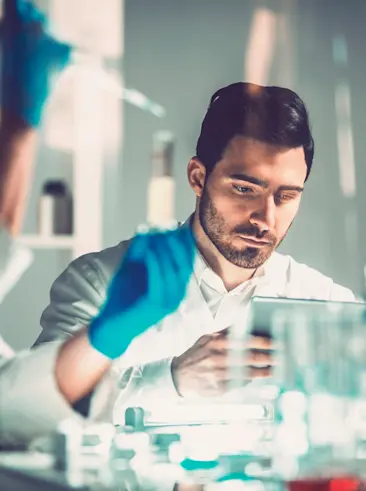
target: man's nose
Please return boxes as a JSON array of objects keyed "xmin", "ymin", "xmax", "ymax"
[{"xmin": 248, "ymin": 197, "xmax": 276, "ymax": 233}]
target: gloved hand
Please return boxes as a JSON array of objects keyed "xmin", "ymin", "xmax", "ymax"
[
  {"xmin": 1, "ymin": 0, "xmax": 72, "ymax": 127},
  {"xmin": 89, "ymin": 226, "xmax": 196, "ymax": 360}
]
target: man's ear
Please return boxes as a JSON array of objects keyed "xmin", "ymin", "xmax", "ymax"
[{"xmin": 187, "ymin": 157, "xmax": 206, "ymax": 198}]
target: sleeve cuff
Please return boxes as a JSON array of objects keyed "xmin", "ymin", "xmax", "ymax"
[
  {"xmin": 112, "ymin": 357, "xmax": 181, "ymax": 426},
  {"xmin": 139, "ymin": 357, "xmax": 180, "ymax": 401},
  {"xmin": 0, "ymin": 342, "xmax": 83, "ymax": 445}
]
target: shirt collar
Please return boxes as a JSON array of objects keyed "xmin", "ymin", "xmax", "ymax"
[{"xmin": 194, "ymin": 249, "xmax": 273, "ymax": 294}]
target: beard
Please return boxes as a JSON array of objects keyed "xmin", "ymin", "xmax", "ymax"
[{"xmin": 198, "ymin": 185, "xmax": 288, "ymax": 269}]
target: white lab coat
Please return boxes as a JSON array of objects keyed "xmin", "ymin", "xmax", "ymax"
[{"xmin": 31, "ymin": 236, "xmax": 356, "ymax": 429}]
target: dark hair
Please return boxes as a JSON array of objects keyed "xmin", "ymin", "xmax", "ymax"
[{"xmin": 196, "ymin": 82, "xmax": 314, "ymax": 181}]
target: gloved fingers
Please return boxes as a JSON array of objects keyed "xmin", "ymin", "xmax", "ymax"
[
  {"xmin": 150, "ymin": 235, "xmax": 183, "ymax": 309},
  {"xmin": 144, "ymin": 236, "xmax": 170, "ymax": 307},
  {"xmin": 1, "ymin": 1, "xmax": 71, "ymax": 68},
  {"xmin": 43, "ymin": 36, "xmax": 72, "ymax": 71},
  {"xmin": 153, "ymin": 232, "xmax": 192, "ymax": 307},
  {"xmin": 150, "ymin": 230, "xmax": 193, "ymax": 310},
  {"xmin": 4, "ymin": 0, "xmax": 47, "ymax": 29},
  {"xmin": 17, "ymin": 0, "xmax": 46, "ymax": 25},
  {"xmin": 124, "ymin": 233, "xmax": 151, "ymax": 263},
  {"xmin": 107, "ymin": 259, "xmax": 147, "ymax": 311},
  {"xmin": 161, "ymin": 227, "xmax": 195, "ymax": 293},
  {"xmin": 126, "ymin": 231, "xmax": 170, "ymax": 263},
  {"xmin": 117, "ymin": 233, "xmax": 162, "ymax": 306},
  {"xmin": 2, "ymin": 1, "xmax": 70, "ymax": 70},
  {"xmin": 3, "ymin": 0, "xmax": 22, "ymax": 24},
  {"xmin": 112, "ymin": 231, "xmax": 177, "ymax": 313},
  {"xmin": 110, "ymin": 234, "xmax": 150, "ymax": 302},
  {"xmin": 115, "ymin": 229, "xmax": 193, "ymax": 312},
  {"xmin": 176, "ymin": 226, "xmax": 196, "ymax": 270}
]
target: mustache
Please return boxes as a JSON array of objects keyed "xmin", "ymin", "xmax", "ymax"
[{"xmin": 233, "ymin": 225, "xmax": 276, "ymax": 243}]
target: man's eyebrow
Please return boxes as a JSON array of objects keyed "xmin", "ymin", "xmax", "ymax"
[
  {"xmin": 229, "ymin": 173, "xmax": 304, "ymax": 193},
  {"xmin": 277, "ymin": 185, "xmax": 304, "ymax": 193},
  {"xmin": 229, "ymin": 173, "xmax": 269, "ymax": 188}
]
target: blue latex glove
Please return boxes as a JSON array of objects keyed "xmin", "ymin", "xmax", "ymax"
[
  {"xmin": 89, "ymin": 226, "xmax": 196, "ymax": 360},
  {"xmin": 1, "ymin": 0, "xmax": 72, "ymax": 127}
]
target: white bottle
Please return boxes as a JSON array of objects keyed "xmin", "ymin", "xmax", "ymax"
[
  {"xmin": 147, "ymin": 131, "xmax": 176, "ymax": 229},
  {"xmin": 38, "ymin": 180, "xmax": 73, "ymax": 236}
]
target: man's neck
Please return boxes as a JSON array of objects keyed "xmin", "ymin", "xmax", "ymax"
[{"xmin": 191, "ymin": 212, "xmax": 257, "ymax": 291}]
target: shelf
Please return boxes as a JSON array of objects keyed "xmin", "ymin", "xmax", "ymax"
[{"xmin": 18, "ymin": 235, "xmax": 75, "ymax": 249}]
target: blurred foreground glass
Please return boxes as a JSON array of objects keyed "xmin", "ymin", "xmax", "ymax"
[{"xmin": 271, "ymin": 305, "xmax": 366, "ymax": 480}]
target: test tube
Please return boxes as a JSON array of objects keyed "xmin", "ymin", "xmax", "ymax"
[{"xmin": 147, "ymin": 131, "xmax": 176, "ymax": 229}]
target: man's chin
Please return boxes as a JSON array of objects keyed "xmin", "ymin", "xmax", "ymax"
[{"xmin": 228, "ymin": 246, "xmax": 274, "ymax": 269}]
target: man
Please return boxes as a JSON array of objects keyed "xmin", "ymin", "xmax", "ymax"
[
  {"xmin": 34, "ymin": 81, "xmax": 355, "ymax": 423},
  {"xmin": 0, "ymin": 0, "xmax": 195, "ymax": 445}
]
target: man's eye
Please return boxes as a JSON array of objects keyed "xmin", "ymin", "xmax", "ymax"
[
  {"xmin": 233, "ymin": 185, "xmax": 255, "ymax": 194},
  {"xmin": 277, "ymin": 194, "xmax": 295, "ymax": 201}
]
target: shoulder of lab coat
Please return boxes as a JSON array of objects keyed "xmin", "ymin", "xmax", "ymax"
[
  {"xmin": 34, "ymin": 239, "xmax": 131, "ymax": 345},
  {"xmin": 0, "ymin": 341, "xmax": 119, "ymax": 446},
  {"xmin": 0, "ymin": 224, "xmax": 33, "ymax": 305},
  {"xmin": 264, "ymin": 252, "xmax": 356, "ymax": 301}
]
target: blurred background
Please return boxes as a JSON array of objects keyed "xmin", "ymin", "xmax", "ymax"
[{"xmin": 1, "ymin": 0, "xmax": 365, "ymax": 350}]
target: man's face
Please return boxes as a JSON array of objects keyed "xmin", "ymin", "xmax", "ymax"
[{"xmin": 191, "ymin": 136, "xmax": 307, "ymax": 269}]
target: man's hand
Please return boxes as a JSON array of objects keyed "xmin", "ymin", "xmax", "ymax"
[
  {"xmin": 171, "ymin": 329, "xmax": 274, "ymax": 398},
  {"xmin": 88, "ymin": 226, "xmax": 196, "ymax": 360},
  {"xmin": 2, "ymin": 0, "xmax": 71, "ymax": 127}
]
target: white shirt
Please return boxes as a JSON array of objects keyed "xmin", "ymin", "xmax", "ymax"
[
  {"xmin": 195, "ymin": 248, "xmax": 265, "ymax": 320},
  {"xmin": 30, "ymin": 233, "xmax": 356, "ymax": 430}
]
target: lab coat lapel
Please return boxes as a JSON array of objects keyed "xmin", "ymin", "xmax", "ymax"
[{"xmin": 178, "ymin": 274, "xmax": 217, "ymax": 338}]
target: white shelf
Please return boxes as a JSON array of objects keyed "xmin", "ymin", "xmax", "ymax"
[
  {"xmin": 17, "ymin": 2, "xmax": 125, "ymax": 260},
  {"xmin": 18, "ymin": 235, "xmax": 75, "ymax": 249}
]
